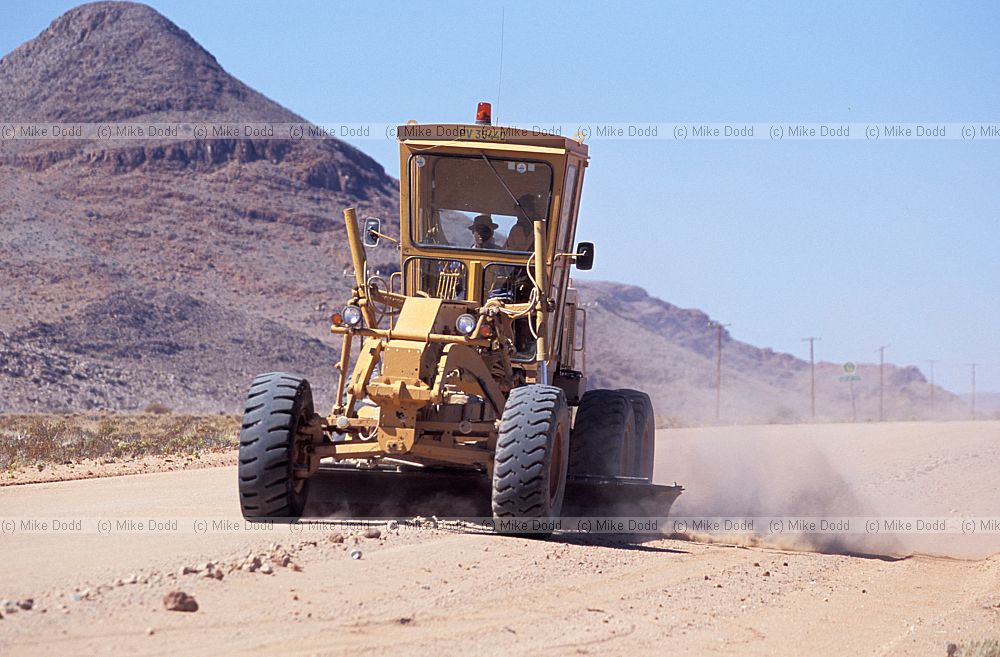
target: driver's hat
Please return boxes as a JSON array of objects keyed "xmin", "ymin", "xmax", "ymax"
[{"xmin": 469, "ymin": 214, "xmax": 499, "ymax": 231}]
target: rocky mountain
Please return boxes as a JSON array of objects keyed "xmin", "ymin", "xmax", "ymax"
[
  {"xmin": 1, "ymin": 290, "xmax": 341, "ymax": 410},
  {"xmin": 0, "ymin": 3, "xmax": 394, "ymax": 332},
  {"xmin": 0, "ymin": 2, "xmax": 394, "ymax": 196},
  {"xmin": 0, "ymin": 2, "xmax": 965, "ymax": 422},
  {"xmin": 579, "ymin": 282, "xmax": 967, "ymax": 423},
  {"xmin": 0, "ymin": 1, "xmax": 281, "ymax": 123}
]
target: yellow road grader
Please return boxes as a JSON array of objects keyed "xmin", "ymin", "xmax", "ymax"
[{"xmin": 237, "ymin": 104, "xmax": 680, "ymax": 530}]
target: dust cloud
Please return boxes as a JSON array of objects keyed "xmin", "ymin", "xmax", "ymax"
[{"xmin": 657, "ymin": 422, "xmax": 1000, "ymax": 558}]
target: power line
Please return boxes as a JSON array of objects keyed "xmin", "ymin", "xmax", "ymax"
[
  {"xmin": 495, "ymin": 7, "xmax": 505, "ymax": 123},
  {"xmin": 802, "ymin": 337, "xmax": 821, "ymax": 420}
]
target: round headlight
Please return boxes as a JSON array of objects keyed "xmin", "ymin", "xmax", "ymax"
[
  {"xmin": 342, "ymin": 305, "xmax": 363, "ymax": 326},
  {"xmin": 455, "ymin": 313, "xmax": 477, "ymax": 336}
]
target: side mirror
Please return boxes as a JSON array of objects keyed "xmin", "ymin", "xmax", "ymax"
[
  {"xmin": 363, "ymin": 217, "xmax": 381, "ymax": 247},
  {"xmin": 575, "ymin": 242, "xmax": 594, "ymax": 270}
]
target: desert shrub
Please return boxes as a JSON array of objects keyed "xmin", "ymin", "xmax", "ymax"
[
  {"xmin": 0, "ymin": 413, "xmax": 240, "ymax": 470},
  {"xmin": 768, "ymin": 405, "xmax": 801, "ymax": 424},
  {"xmin": 960, "ymin": 639, "xmax": 1000, "ymax": 657},
  {"xmin": 653, "ymin": 415, "xmax": 686, "ymax": 429}
]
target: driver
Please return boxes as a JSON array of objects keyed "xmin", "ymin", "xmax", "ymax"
[
  {"xmin": 469, "ymin": 214, "xmax": 500, "ymax": 249},
  {"xmin": 504, "ymin": 194, "xmax": 538, "ymax": 251}
]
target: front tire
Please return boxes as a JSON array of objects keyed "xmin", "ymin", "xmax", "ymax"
[
  {"xmin": 491, "ymin": 385, "xmax": 570, "ymax": 534},
  {"xmin": 238, "ymin": 372, "xmax": 314, "ymax": 520}
]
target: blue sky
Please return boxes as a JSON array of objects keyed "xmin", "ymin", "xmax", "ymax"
[{"xmin": 3, "ymin": 1, "xmax": 999, "ymax": 393}]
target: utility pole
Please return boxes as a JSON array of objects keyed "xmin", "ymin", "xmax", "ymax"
[
  {"xmin": 926, "ymin": 359, "xmax": 936, "ymax": 419},
  {"xmin": 802, "ymin": 337, "xmax": 821, "ymax": 420},
  {"xmin": 708, "ymin": 321, "xmax": 730, "ymax": 422},
  {"xmin": 878, "ymin": 344, "xmax": 890, "ymax": 422},
  {"xmin": 969, "ymin": 363, "xmax": 978, "ymax": 419}
]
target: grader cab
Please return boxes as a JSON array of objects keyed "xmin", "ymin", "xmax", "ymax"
[{"xmin": 237, "ymin": 104, "xmax": 681, "ymax": 531}]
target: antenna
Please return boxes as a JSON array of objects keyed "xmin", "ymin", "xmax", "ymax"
[{"xmin": 496, "ymin": 7, "xmax": 505, "ymax": 124}]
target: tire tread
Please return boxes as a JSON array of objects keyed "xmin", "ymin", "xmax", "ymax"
[{"xmin": 237, "ymin": 372, "xmax": 313, "ymax": 519}]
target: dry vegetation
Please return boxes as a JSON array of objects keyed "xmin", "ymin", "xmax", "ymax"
[
  {"xmin": 0, "ymin": 412, "xmax": 239, "ymax": 471},
  {"xmin": 958, "ymin": 640, "xmax": 1000, "ymax": 657}
]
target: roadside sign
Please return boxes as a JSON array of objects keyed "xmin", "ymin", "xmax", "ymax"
[{"xmin": 840, "ymin": 362, "xmax": 860, "ymax": 382}]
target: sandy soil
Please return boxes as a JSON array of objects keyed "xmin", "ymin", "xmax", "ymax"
[{"xmin": 1, "ymin": 421, "xmax": 998, "ymax": 656}]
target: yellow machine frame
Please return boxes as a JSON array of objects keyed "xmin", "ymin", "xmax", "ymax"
[{"xmin": 304, "ymin": 125, "xmax": 590, "ymax": 476}]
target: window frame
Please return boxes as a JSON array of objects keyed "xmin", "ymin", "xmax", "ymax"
[
  {"xmin": 402, "ymin": 256, "xmax": 470, "ymax": 301},
  {"xmin": 407, "ymin": 152, "xmax": 555, "ymax": 256}
]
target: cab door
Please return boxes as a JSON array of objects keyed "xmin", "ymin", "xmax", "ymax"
[{"xmin": 547, "ymin": 156, "xmax": 586, "ymax": 366}]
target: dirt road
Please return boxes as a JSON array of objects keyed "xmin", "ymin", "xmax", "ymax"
[{"xmin": 2, "ymin": 421, "xmax": 998, "ymax": 656}]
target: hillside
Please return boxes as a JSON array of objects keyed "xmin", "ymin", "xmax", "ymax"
[
  {"xmin": 0, "ymin": 6, "xmax": 394, "ymax": 326},
  {"xmin": 0, "ymin": 2, "xmax": 966, "ymax": 422},
  {"xmin": 579, "ymin": 282, "xmax": 968, "ymax": 423}
]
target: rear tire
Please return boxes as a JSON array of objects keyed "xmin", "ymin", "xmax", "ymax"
[
  {"xmin": 618, "ymin": 389, "xmax": 656, "ymax": 481},
  {"xmin": 491, "ymin": 385, "xmax": 570, "ymax": 535},
  {"xmin": 567, "ymin": 389, "xmax": 636, "ymax": 478},
  {"xmin": 238, "ymin": 372, "xmax": 314, "ymax": 520}
]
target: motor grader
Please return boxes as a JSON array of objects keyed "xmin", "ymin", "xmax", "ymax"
[{"xmin": 237, "ymin": 104, "xmax": 680, "ymax": 530}]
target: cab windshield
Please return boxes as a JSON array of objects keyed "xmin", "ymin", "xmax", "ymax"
[{"xmin": 410, "ymin": 153, "xmax": 552, "ymax": 254}]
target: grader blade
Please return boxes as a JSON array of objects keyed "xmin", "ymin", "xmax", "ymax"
[
  {"xmin": 562, "ymin": 475, "xmax": 683, "ymax": 518},
  {"xmin": 306, "ymin": 465, "xmax": 680, "ymax": 527},
  {"xmin": 308, "ymin": 465, "xmax": 491, "ymax": 517}
]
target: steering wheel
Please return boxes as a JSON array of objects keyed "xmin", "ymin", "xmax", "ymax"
[{"xmin": 366, "ymin": 275, "xmax": 398, "ymax": 322}]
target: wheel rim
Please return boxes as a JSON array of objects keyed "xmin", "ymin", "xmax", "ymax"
[{"xmin": 291, "ymin": 407, "xmax": 310, "ymax": 495}]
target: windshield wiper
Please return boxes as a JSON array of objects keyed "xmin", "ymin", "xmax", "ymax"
[{"xmin": 479, "ymin": 153, "xmax": 531, "ymax": 222}]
